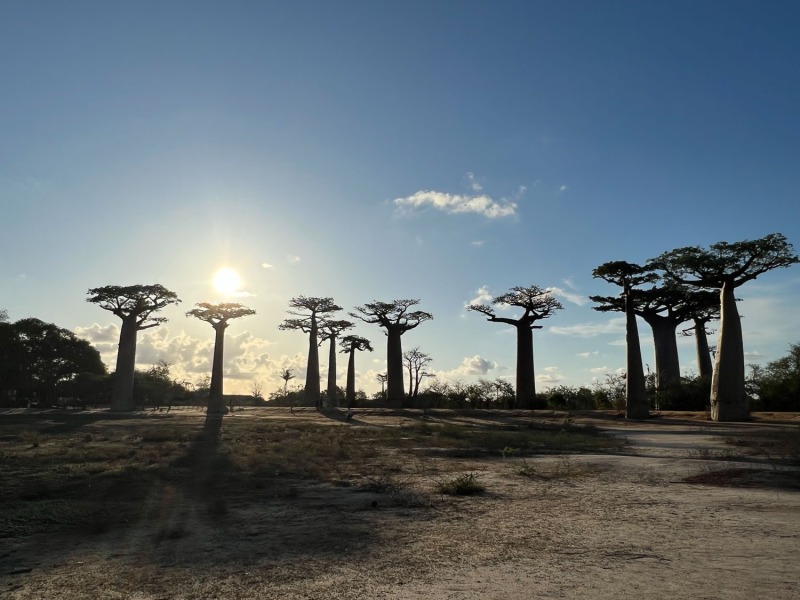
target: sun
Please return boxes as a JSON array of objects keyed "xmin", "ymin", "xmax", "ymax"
[{"xmin": 213, "ymin": 268, "xmax": 241, "ymax": 295}]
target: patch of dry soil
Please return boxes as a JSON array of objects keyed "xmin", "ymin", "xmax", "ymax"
[{"xmin": 2, "ymin": 411, "xmax": 799, "ymax": 599}]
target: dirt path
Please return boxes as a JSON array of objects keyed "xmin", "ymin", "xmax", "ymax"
[{"xmin": 3, "ymin": 411, "xmax": 799, "ymax": 599}]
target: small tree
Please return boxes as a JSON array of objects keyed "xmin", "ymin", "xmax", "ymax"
[
  {"xmin": 87, "ymin": 284, "xmax": 180, "ymax": 411},
  {"xmin": 403, "ymin": 347, "xmax": 433, "ymax": 404},
  {"xmin": 187, "ymin": 302, "xmax": 256, "ymax": 414},
  {"xmin": 280, "ymin": 368, "xmax": 295, "ymax": 396},
  {"xmin": 279, "ymin": 297, "xmax": 342, "ymax": 407},
  {"xmin": 467, "ymin": 285, "xmax": 563, "ymax": 409},
  {"xmin": 351, "ymin": 300, "xmax": 433, "ymax": 408},
  {"xmin": 376, "ymin": 372, "xmax": 388, "ymax": 397},
  {"xmin": 340, "ymin": 335, "xmax": 373, "ymax": 408},
  {"xmin": 655, "ymin": 233, "xmax": 799, "ymax": 421}
]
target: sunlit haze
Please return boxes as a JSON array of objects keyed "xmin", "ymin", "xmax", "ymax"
[
  {"xmin": 2, "ymin": 2, "xmax": 799, "ymax": 398},
  {"xmin": 213, "ymin": 268, "xmax": 241, "ymax": 296}
]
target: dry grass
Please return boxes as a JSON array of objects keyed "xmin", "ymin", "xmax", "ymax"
[{"xmin": 0, "ymin": 408, "xmax": 620, "ymax": 540}]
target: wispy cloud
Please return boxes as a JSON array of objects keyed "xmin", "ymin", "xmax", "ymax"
[
  {"xmin": 551, "ymin": 317, "xmax": 626, "ymax": 337},
  {"xmin": 577, "ymin": 351, "xmax": 600, "ymax": 358},
  {"xmin": 546, "ymin": 286, "xmax": 588, "ymax": 306},
  {"xmin": 286, "ymin": 255, "xmax": 302, "ymax": 264},
  {"xmin": 471, "ymin": 240, "xmax": 485, "ymax": 247},
  {"xmin": 466, "ymin": 172, "xmax": 483, "ymax": 192},
  {"xmin": 559, "ymin": 184, "xmax": 567, "ymax": 192},
  {"xmin": 394, "ymin": 190, "xmax": 517, "ymax": 219},
  {"xmin": 261, "ymin": 262, "xmax": 274, "ymax": 269}
]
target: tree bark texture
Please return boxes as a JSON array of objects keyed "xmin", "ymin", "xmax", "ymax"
[
  {"xmin": 694, "ymin": 319, "xmax": 714, "ymax": 380},
  {"xmin": 326, "ymin": 337, "xmax": 338, "ymax": 408},
  {"xmin": 649, "ymin": 317, "xmax": 681, "ymax": 390},
  {"xmin": 208, "ymin": 323, "xmax": 227, "ymax": 414},
  {"xmin": 625, "ymin": 296, "xmax": 649, "ymax": 419},
  {"xmin": 711, "ymin": 282, "xmax": 748, "ymax": 421},
  {"xmin": 516, "ymin": 325, "xmax": 536, "ymax": 409},
  {"xmin": 345, "ymin": 349, "xmax": 356, "ymax": 408},
  {"xmin": 386, "ymin": 328, "xmax": 405, "ymax": 408},
  {"xmin": 305, "ymin": 318, "xmax": 320, "ymax": 406},
  {"xmin": 111, "ymin": 317, "xmax": 138, "ymax": 412}
]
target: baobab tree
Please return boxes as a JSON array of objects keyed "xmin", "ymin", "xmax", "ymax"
[
  {"xmin": 403, "ymin": 347, "xmax": 433, "ymax": 403},
  {"xmin": 318, "ymin": 319, "xmax": 354, "ymax": 408},
  {"xmin": 187, "ymin": 302, "xmax": 256, "ymax": 414},
  {"xmin": 279, "ymin": 297, "xmax": 342, "ymax": 407},
  {"xmin": 591, "ymin": 263, "xmax": 654, "ymax": 419},
  {"xmin": 351, "ymin": 299, "xmax": 433, "ymax": 408},
  {"xmin": 681, "ymin": 300, "xmax": 720, "ymax": 381},
  {"xmin": 591, "ymin": 282, "xmax": 719, "ymax": 391},
  {"xmin": 654, "ymin": 233, "xmax": 798, "ymax": 421},
  {"xmin": 376, "ymin": 372, "xmax": 388, "ymax": 396},
  {"xmin": 339, "ymin": 335, "xmax": 373, "ymax": 408},
  {"xmin": 87, "ymin": 284, "xmax": 180, "ymax": 412},
  {"xmin": 467, "ymin": 285, "xmax": 562, "ymax": 409}
]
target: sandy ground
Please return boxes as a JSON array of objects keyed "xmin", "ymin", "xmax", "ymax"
[{"xmin": 2, "ymin": 411, "xmax": 799, "ymax": 599}]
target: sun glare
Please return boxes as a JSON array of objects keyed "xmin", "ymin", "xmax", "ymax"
[{"xmin": 213, "ymin": 268, "xmax": 241, "ymax": 295}]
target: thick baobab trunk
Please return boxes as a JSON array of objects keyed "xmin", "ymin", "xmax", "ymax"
[
  {"xmin": 625, "ymin": 295, "xmax": 649, "ymax": 419},
  {"xmin": 326, "ymin": 336, "xmax": 338, "ymax": 408},
  {"xmin": 386, "ymin": 328, "xmax": 405, "ymax": 408},
  {"xmin": 345, "ymin": 349, "xmax": 356, "ymax": 409},
  {"xmin": 694, "ymin": 319, "xmax": 714, "ymax": 380},
  {"xmin": 111, "ymin": 317, "xmax": 138, "ymax": 412},
  {"xmin": 305, "ymin": 318, "xmax": 320, "ymax": 407},
  {"xmin": 208, "ymin": 323, "xmax": 227, "ymax": 414},
  {"xmin": 516, "ymin": 325, "xmax": 536, "ymax": 409},
  {"xmin": 649, "ymin": 318, "xmax": 681, "ymax": 391},
  {"xmin": 711, "ymin": 282, "xmax": 748, "ymax": 421}
]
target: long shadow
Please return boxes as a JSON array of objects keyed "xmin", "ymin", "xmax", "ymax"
[
  {"xmin": 172, "ymin": 412, "xmax": 225, "ymax": 486},
  {"xmin": 316, "ymin": 407, "xmax": 372, "ymax": 427}
]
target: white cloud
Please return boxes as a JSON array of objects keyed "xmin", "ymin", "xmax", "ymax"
[
  {"xmin": 546, "ymin": 286, "xmax": 588, "ymax": 306},
  {"xmin": 435, "ymin": 355, "xmax": 499, "ymax": 379},
  {"xmin": 466, "ymin": 172, "xmax": 483, "ymax": 192},
  {"xmin": 471, "ymin": 240, "xmax": 485, "ymax": 247},
  {"xmin": 394, "ymin": 190, "xmax": 517, "ymax": 219},
  {"xmin": 559, "ymin": 185, "xmax": 567, "ymax": 192},
  {"xmin": 467, "ymin": 285, "xmax": 493, "ymax": 307},
  {"xmin": 589, "ymin": 366, "xmax": 609, "ymax": 374},
  {"xmin": 261, "ymin": 262, "xmax": 274, "ymax": 269},
  {"xmin": 536, "ymin": 367, "xmax": 564, "ymax": 385},
  {"xmin": 577, "ymin": 351, "xmax": 600, "ymax": 358},
  {"xmin": 551, "ymin": 317, "xmax": 626, "ymax": 337},
  {"xmin": 287, "ymin": 255, "xmax": 302, "ymax": 263},
  {"xmin": 75, "ymin": 322, "xmax": 119, "ymax": 345}
]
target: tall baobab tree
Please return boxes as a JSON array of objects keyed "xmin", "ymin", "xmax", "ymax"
[
  {"xmin": 279, "ymin": 297, "xmax": 342, "ymax": 407},
  {"xmin": 591, "ymin": 263, "xmax": 654, "ymax": 419},
  {"xmin": 87, "ymin": 284, "xmax": 180, "ymax": 412},
  {"xmin": 340, "ymin": 335, "xmax": 373, "ymax": 408},
  {"xmin": 591, "ymin": 283, "xmax": 719, "ymax": 391},
  {"xmin": 655, "ymin": 233, "xmax": 798, "ymax": 421},
  {"xmin": 467, "ymin": 285, "xmax": 563, "ymax": 409},
  {"xmin": 187, "ymin": 302, "xmax": 256, "ymax": 414},
  {"xmin": 318, "ymin": 319, "xmax": 354, "ymax": 408},
  {"xmin": 351, "ymin": 299, "xmax": 433, "ymax": 408}
]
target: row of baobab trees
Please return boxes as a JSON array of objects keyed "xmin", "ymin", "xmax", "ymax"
[{"xmin": 88, "ymin": 232, "xmax": 797, "ymax": 422}]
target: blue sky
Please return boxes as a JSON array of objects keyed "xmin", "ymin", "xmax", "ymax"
[{"xmin": 2, "ymin": 1, "xmax": 799, "ymax": 396}]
